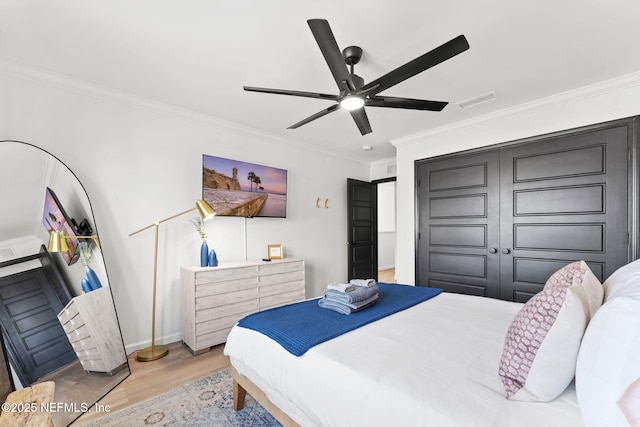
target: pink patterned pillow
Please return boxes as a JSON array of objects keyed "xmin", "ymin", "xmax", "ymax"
[
  {"xmin": 544, "ymin": 261, "xmax": 603, "ymax": 319},
  {"xmin": 498, "ymin": 261, "xmax": 602, "ymax": 401}
]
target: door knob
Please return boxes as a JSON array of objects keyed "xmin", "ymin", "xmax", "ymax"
[
  {"xmin": 489, "ymin": 247, "xmax": 497, "ymax": 254},
  {"xmin": 502, "ymin": 248, "xmax": 511, "ymax": 254}
]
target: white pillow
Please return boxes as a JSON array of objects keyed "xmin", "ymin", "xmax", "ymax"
[
  {"xmin": 618, "ymin": 376, "xmax": 640, "ymax": 427},
  {"xmin": 576, "ymin": 294, "xmax": 640, "ymax": 427},
  {"xmin": 603, "ymin": 258, "xmax": 640, "ymax": 301},
  {"xmin": 499, "ymin": 261, "xmax": 602, "ymax": 401}
]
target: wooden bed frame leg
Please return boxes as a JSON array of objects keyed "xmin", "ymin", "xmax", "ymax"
[
  {"xmin": 230, "ymin": 365, "xmax": 300, "ymax": 426},
  {"xmin": 233, "ymin": 378, "xmax": 247, "ymax": 410}
]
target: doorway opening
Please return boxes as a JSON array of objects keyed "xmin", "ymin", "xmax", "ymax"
[{"xmin": 376, "ymin": 179, "xmax": 396, "ymax": 283}]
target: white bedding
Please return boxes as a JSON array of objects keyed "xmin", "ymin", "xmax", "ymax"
[{"xmin": 224, "ymin": 292, "xmax": 584, "ymax": 427}]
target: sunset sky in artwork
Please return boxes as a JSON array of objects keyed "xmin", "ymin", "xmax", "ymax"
[{"xmin": 202, "ymin": 155, "xmax": 287, "ymax": 195}]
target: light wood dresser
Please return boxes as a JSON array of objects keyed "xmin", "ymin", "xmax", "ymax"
[
  {"xmin": 57, "ymin": 287, "xmax": 127, "ymax": 374},
  {"xmin": 181, "ymin": 258, "xmax": 305, "ymax": 355}
]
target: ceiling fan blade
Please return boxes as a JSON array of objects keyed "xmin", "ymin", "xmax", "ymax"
[
  {"xmin": 360, "ymin": 34, "xmax": 469, "ymax": 97},
  {"xmin": 350, "ymin": 108, "xmax": 372, "ymax": 135},
  {"xmin": 366, "ymin": 96, "xmax": 448, "ymax": 111},
  {"xmin": 288, "ymin": 104, "xmax": 341, "ymax": 129},
  {"xmin": 307, "ymin": 19, "xmax": 355, "ymax": 93},
  {"xmin": 244, "ymin": 86, "xmax": 339, "ymax": 101}
]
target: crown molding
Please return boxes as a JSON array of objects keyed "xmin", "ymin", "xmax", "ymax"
[
  {"xmin": 370, "ymin": 157, "xmax": 397, "ymax": 167},
  {"xmin": 0, "ymin": 59, "xmax": 371, "ymax": 165},
  {"xmin": 392, "ymin": 70, "xmax": 640, "ymax": 147}
]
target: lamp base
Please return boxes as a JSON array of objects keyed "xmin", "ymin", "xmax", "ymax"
[{"xmin": 136, "ymin": 344, "xmax": 169, "ymax": 362}]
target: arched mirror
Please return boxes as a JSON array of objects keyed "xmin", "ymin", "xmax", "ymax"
[{"xmin": 0, "ymin": 141, "xmax": 129, "ymax": 426}]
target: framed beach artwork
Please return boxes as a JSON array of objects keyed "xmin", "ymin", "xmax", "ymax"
[{"xmin": 202, "ymin": 154, "xmax": 287, "ymax": 218}]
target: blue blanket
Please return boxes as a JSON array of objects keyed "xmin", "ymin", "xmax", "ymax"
[{"xmin": 236, "ymin": 283, "xmax": 442, "ymax": 356}]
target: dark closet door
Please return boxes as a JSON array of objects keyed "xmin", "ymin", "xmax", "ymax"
[
  {"xmin": 416, "ymin": 150, "xmax": 501, "ymax": 297},
  {"xmin": 499, "ymin": 125, "xmax": 630, "ymax": 301},
  {"xmin": 347, "ymin": 178, "xmax": 378, "ymax": 281},
  {"xmin": 416, "ymin": 118, "xmax": 635, "ymax": 302},
  {"xmin": 0, "ymin": 268, "xmax": 76, "ymax": 385}
]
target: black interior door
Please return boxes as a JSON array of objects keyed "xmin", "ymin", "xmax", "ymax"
[
  {"xmin": 347, "ymin": 178, "xmax": 378, "ymax": 281},
  {"xmin": 499, "ymin": 124, "xmax": 630, "ymax": 301},
  {"xmin": 416, "ymin": 118, "xmax": 635, "ymax": 302},
  {"xmin": 0, "ymin": 268, "xmax": 77, "ymax": 385},
  {"xmin": 416, "ymin": 150, "xmax": 501, "ymax": 297}
]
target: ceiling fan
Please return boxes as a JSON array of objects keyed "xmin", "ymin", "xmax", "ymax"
[{"xmin": 244, "ymin": 19, "xmax": 469, "ymax": 136}]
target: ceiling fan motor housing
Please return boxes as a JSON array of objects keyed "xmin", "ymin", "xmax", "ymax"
[{"xmin": 342, "ymin": 45, "xmax": 362, "ymax": 65}]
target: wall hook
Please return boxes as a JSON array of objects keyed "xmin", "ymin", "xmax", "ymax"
[
  {"xmin": 324, "ymin": 198, "xmax": 329, "ymax": 209},
  {"xmin": 316, "ymin": 197, "xmax": 321, "ymax": 208}
]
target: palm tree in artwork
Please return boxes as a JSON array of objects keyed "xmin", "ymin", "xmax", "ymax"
[
  {"xmin": 247, "ymin": 171, "xmax": 257, "ymax": 192},
  {"xmin": 254, "ymin": 176, "xmax": 262, "ymax": 192}
]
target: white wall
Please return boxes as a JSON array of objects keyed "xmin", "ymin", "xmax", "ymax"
[
  {"xmin": 392, "ymin": 72, "xmax": 640, "ymax": 285},
  {"xmin": 0, "ymin": 70, "xmax": 370, "ymax": 352},
  {"xmin": 377, "ymin": 181, "xmax": 396, "ymax": 270}
]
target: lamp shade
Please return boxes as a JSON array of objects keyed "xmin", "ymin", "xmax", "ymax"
[
  {"xmin": 196, "ymin": 199, "xmax": 216, "ymax": 220},
  {"xmin": 48, "ymin": 231, "xmax": 69, "ymax": 252}
]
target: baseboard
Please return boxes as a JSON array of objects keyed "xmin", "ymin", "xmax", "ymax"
[{"xmin": 124, "ymin": 332, "xmax": 182, "ymax": 356}]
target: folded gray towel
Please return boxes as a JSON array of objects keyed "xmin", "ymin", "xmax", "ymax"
[
  {"xmin": 324, "ymin": 284, "xmax": 379, "ymax": 303},
  {"xmin": 323, "ymin": 293, "xmax": 379, "ymax": 309},
  {"xmin": 318, "ymin": 293, "xmax": 379, "ymax": 315},
  {"xmin": 350, "ymin": 278, "xmax": 376, "ymax": 287}
]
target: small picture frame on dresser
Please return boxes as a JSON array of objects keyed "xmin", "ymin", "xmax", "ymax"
[{"xmin": 268, "ymin": 244, "xmax": 283, "ymax": 259}]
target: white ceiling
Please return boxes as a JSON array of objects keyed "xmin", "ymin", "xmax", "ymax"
[{"xmin": 1, "ymin": 0, "xmax": 640, "ymax": 163}]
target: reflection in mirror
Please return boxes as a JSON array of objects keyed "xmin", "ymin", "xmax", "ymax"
[{"xmin": 0, "ymin": 141, "xmax": 130, "ymax": 426}]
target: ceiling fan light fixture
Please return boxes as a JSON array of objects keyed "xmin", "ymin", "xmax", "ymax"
[{"xmin": 340, "ymin": 95, "xmax": 365, "ymax": 111}]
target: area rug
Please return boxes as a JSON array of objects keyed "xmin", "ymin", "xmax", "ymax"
[{"xmin": 76, "ymin": 368, "xmax": 282, "ymax": 427}]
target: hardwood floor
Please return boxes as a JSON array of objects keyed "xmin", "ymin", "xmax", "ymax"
[
  {"xmin": 73, "ymin": 342, "xmax": 230, "ymax": 425},
  {"xmin": 378, "ymin": 268, "xmax": 396, "ymax": 283}
]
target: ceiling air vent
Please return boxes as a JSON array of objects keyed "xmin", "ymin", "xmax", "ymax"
[{"xmin": 455, "ymin": 91, "xmax": 497, "ymax": 109}]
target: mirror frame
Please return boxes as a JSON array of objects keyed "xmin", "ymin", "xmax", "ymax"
[{"xmin": 0, "ymin": 140, "xmax": 130, "ymax": 426}]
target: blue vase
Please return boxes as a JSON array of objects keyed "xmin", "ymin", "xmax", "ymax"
[
  {"xmin": 85, "ymin": 266, "xmax": 102, "ymax": 290},
  {"xmin": 81, "ymin": 278, "xmax": 92, "ymax": 293},
  {"xmin": 208, "ymin": 249, "xmax": 218, "ymax": 267},
  {"xmin": 200, "ymin": 241, "xmax": 209, "ymax": 267}
]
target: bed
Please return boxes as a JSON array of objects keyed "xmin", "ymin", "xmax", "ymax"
[{"xmin": 224, "ymin": 260, "xmax": 640, "ymax": 427}]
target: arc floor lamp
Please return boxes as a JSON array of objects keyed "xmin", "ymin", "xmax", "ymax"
[{"xmin": 129, "ymin": 199, "xmax": 216, "ymax": 362}]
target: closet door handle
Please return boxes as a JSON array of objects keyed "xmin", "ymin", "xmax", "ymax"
[
  {"xmin": 502, "ymin": 248, "xmax": 511, "ymax": 255},
  {"xmin": 489, "ymin": 247, "xmax": 498, "ymax": 254}
]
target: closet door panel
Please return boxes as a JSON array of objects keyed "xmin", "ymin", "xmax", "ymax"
[
  {"xmin": 416, "ymin": 151, "xmax": 501, "ymax": 298},
  {"xmin": 499, "ymin": 125, "xmax": 629, "ymax": 301}
]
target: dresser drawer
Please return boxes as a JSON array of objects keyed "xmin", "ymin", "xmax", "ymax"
[
  {"xmin": 196, "ymin": 310, "xmax": 252, "ymax": 336},
  {"xmin": 70, "ymin": 336, "xmax": 98, "ymax": 353},
  {"xmin": 194, "ymin": 266, "xmax": 257, "ymax": 284},
  {"xmin": 57, "ymin": 302, "xmax": 78, "ymax": 324},
  {"xmin": 76, "ymin": 346, "xmax": 102, "ymax": 362},
  {"xmin": 196, "ymin": 299, "xmax": 257, "ymax": 323},
  {"xmin": 195, "ymin": 277, "xmax": 257, "ymax": 298},
  {"xmin": 259, "ymin": 270, "xmax": 304, "ymax": 286},
  {"xmin": 260, "ymin": 289, "xmax": 305, "ymax": 310},
  {"xmin": 260, "ymin": 279, "xmax": 305, "ymax": 297},
  {"xmin": 258, "ymin": 260, "xmax": 304, "ymax": 275},
  {"xmin": 196, "ymin": 328, "xmax": 233, "ymax": 349},
  {"xmin": 196, "ymin": 287, "xmax": 257, "ymax": 309}
]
